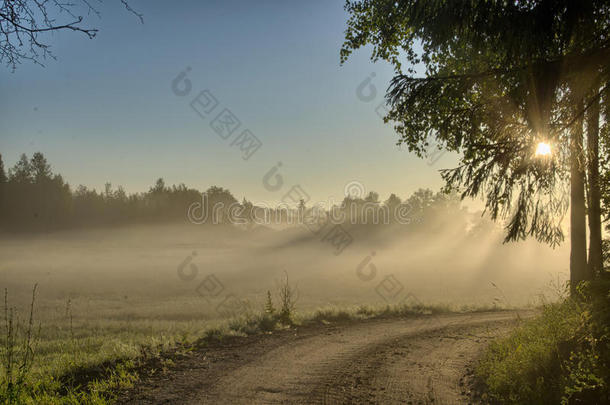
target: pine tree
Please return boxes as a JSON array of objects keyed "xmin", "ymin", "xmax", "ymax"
[
  {"xmin": 0, "ymin": 153, "xmax": 6, "ymax": 184},
  {"xmin": 30, "ymin": 152, "xmax": 52, "ymax": 183},
  {"xmin": 9, "ymin": 154, "xmax": 32, "ymax": 183},
  {"xmin": 0, "ymin": 153, "xmax": 6, "ymax": 224},
  {"xmin": 151, "ymin": 178, "xmax": 166, "ymax": 194}
]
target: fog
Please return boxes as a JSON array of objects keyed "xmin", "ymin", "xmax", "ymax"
[{"xmin": 0, "ymin": 209, "xmax": 568, "ymax": 324}]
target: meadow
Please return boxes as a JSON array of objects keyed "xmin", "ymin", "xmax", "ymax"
[{"xmin": 0, "ymin": 221, "xmax": 568, "ymax": 403}]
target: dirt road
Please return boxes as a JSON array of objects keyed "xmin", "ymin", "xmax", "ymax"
[{"xmin": 121, "ymin": 311, "xmax": 527, "ymax": 404}]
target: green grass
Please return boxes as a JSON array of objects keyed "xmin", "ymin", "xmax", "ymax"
[
  {"xmin": 476, "ymin": 280, "xmax": 610, "ymax": 404},
  {"xmin": 0, "ymin": 287, "xmax": 505, "ymax": 405},
  {"xmin": 0, "ymin": 290, "xmax": 227, "ymax": 404}
]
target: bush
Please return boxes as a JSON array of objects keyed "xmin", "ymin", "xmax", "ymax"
[{"xmin": 476, "ymin": 280, "xmax": 610, "ymax": 404}]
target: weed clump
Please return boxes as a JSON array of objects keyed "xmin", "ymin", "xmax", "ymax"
[
  {"xmin": 264, "ymin": 290, "xmax": 275, "ymax": 315},
  {"xmin": 277, "ymin": 272, "xmax": 297, "ymax": 325},
  {"xmin": 0, "ymin": 285, "xmax": 39, "ymax": 404}
]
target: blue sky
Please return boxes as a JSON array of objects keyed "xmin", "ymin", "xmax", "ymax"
[{"xmin": 0, "ymin": 0, "xmax": 456, "ymax": 204}]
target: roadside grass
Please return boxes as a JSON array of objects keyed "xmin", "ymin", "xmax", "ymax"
[
  {"xmin": 0, "ymin": 288, "xmax": 227, "ymax": 404},
  {"xmin": 476, "ymin": 280, "xmax": 610, "ymax": 404},
  {"xmin": 0, "ymin": 316, "xmax": 204, "ymax": 404},
  {"xmin": 0, "ymin": 280, "xmax": 510, "ymax": 404}
]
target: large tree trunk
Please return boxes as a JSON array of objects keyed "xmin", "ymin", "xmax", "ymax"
[
  {"xmin": 587, "ymin": 85, "xmax": 603, "ymax": 277},
  {"xmin": 570, "ymin": 100, "xmax": 589, "ymax": 293}
]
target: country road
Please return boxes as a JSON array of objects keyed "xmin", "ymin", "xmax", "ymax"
[{"xmin": 120, "ymin": 311, "xmax": 529, "ymax": 405}]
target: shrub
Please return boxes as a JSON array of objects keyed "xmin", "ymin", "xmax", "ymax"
[
  {"xmin": 311, "ymin": 308, "xmax": 353, "ymax": 323},
  {"xmin": 476, "ymin": 280, "xmax": 610, "ymax": 404}
]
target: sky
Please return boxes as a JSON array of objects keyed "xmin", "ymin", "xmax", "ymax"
[{"xmin": 0, "ymin": 0, "xmax": 458, "ymax": 205}]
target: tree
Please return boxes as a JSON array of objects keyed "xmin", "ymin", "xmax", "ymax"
[
  {"xmin": 9, "ymin": 153, "xmax": 32, "ymax": 183},
  {"xmin": 341, "ymin": 0, "xmax": 610, "ymax": 289},
  {"xmin": 0, "ymin": 0, "xmax": 142, "ymax": 71},
  {"xmin": 150, "ymin": 178, "xmax": 167, "ymax": 194},
  {"xmin": 385, "ymin": 193, "xmax": 400, "ymax": 206},
  {"xmin": 241, "ymin": 198, "xmax": 255, "ymax": 225},
  {"xmin": 405, "ymin": 189, "xmax": 434, "ymax": 214},
  {"xmin": 570, "ymin": 106, "xmax": 588, "ymax": 285},
  {"xmin": 297, "ymin": 198, "xmax": 306, "ymax": 222},
  {"xmin": 0, "ymin": 153, "xmax": 6, "ymax": 222},
  {"xmin": 601, "ymin": 85, "xmax": 610, "ymax": 271},
  {"xmin": 30, "ymin": 152, "xmax": 52, "ymax": 183},
  {"xmin": 0, "ymin": 153, "xmax": 6, "ymax": 184},
  {"xmin": 205, "ymin": 186, "xmax": 238, "ymax": 224},
  {"xmin": 587, "ymin": 79, "xmax": 604, "ymax": 276},
  {"xmin": 364, "ymin": 191, "xmax": 379, "ymax": 203},
  {"xmin": 104, "ymin": 182, "xmax": 114, "ymax": 199},
  {"xmin": 384, "ymin": 193, "xmax": 401, "ymax": 220}
]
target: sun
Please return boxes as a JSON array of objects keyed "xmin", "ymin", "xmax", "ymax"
[{"xmin": 535, "ymin": 142, "xmax": 552, "ymax": 157}]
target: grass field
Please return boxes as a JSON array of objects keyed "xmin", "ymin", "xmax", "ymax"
[
  {"xmin": 5, "ymin": 285, "xmax": 503, "ymax": 404},
  {"xmin": 0, "ymin": 223, "xmax": 567, "ymax": 403}
]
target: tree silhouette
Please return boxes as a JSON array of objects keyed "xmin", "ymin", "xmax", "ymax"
[
  {"xmin": 341, "ymin": 0, "xmax": 610, "ymax": 288},
  {"xmin": 364, "ymin": 191, "xmax": 379, "ymax": 204},
  {"xmin": 0, "ymin": 0, "xmax": 142, "ymax": 71},
  {"xmin": 0, "ymin": 153, "xmax": 6, "ymax": 224},
  {"xmin": 0, "ymin": 154, "xmax": 6, "ymax": 184},
  {"xmin": 384, "ymin": 194, "xmax": 401, "ymax": 223},
  {"xmin": 150, "ymin": 178, "xmax": 167, "ymax": 194},
  {"xmin": 0, "ymin": 152, "xmax": 473, "ymax": 236},
  {"xmin": 9, "ymin": 154, "xmax": 32, "ymax": 183},
  {"xmin": 30, "ymin": 152, "xmax": 52, "ymax": 183}
]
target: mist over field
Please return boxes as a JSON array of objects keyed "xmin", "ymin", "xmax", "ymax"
[
  {"xmin": 3, "ymin": 1, "xmax": 609, "ymax": 403},
  {"xmin": 0, "ymin": 212, "xmax": 568, "ymax": 324}
]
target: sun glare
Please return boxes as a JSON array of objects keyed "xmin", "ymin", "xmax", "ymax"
[{"xmin": 535, "ymin": 142, "xmax": 552, "ymax": 157}]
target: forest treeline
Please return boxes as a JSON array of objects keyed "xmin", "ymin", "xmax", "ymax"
[{"xmin": 0, "ymin": 152, "xmax": 470, "ymax": 232}]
